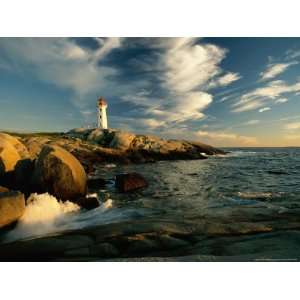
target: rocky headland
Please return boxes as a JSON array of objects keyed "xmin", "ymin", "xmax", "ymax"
[
  {"xmin": 0, "ymin": 128, "xmax": 225, "ymax": 247},
  {"xmin": 20, "ymin": 128, "xmax": 226, "ymax": 169}
]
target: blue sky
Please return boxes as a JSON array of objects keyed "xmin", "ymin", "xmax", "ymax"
[{"xmin": 0, "ymin": 37, "xmax": 300, "ymax": 146}]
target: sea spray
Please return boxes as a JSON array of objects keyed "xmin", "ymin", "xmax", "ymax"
[
  {"xmin": 4, "ymin": 193, "xmax": 114, "ymax": 243},
  {"xmin": 4, "ymin": 193, "xmax": 80, "ymax": 242}
]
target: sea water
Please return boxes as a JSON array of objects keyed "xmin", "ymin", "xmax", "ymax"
[{"xmin": 2, "ymin": 147, "xmax": 300, "ymax": 243}]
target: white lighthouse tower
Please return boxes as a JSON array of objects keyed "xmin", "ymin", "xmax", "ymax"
[{"xmin": 97, "ymin": 97, "xmax": 108, "ymax": 129}]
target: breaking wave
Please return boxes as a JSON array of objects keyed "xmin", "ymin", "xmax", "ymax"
[{"xmin": 4, "ymin": 193, "xmax": 113, "ymax": 243}]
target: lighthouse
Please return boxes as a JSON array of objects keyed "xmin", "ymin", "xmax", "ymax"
[{"xmin": 97, "ymin": 97, "xmax": 108, "ymax": 129}]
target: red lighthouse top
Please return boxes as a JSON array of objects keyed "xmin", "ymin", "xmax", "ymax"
[{"xmin": 97, "ymin": 97, "xmax": 107, "ymax": 107}]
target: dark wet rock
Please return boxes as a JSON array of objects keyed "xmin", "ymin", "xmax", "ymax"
[
  {"xmin": 0, "ymin": 158, "xmax": 35, "ymax": 194},
  {"xmin": 73, "ymin": 196, "xmax": 100, "ymax": 210},
  {"xmin": 0, "ymin": 234, "xmax": 94, "ymax": 260},
  {"xmin": 87, "ymin": 177, "xmax": 107, "ymax": 190},
  {"xmin": 0, "ymin": 191, "xmax": 25, "ymax": 229},
  {"xmin": 13, "ymin": 159, "xmax": 35, "ymax": 195},
  {"xmin": 115, "ymin": 172, "xmax": 148, "ymax": 192},
  {"xmin": 32, "ymin": 145, "xmax": 87, "ymax": 201},
  {"xmin": 64, "ymin": 247, "xmax": 90, "ymax": 257},
  {"xmin": 69, "ymin": 148, "xmax": 104, "ymax": 173},
  {"xmin": 0, "ymin": 215, "xmax": 299, "ymax": 261},
  {"xmin": 158, "ymin": 235, "xmax": 191, "ymax": 250},
  {"xmin": 127, "ymin": 238, "xmax": 160, "ymax": 254},
  {"xmin": 191, "ymin": 230, "xmax": 300, "ymax": 259},
  {"xmin": 90, "ymin": 242, "xmax": 119, "ymax": 257}
]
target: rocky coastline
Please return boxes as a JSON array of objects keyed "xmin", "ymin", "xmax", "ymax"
[
  {"xmin": 1, "ymin": 130, "xmax": 300, "ymax": 262},
  {"xmin": 0, "ymin": 128, "xmax": 227, "ymax": 261}
]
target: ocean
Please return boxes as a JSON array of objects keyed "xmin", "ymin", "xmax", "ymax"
[
  {"xmin": 3, "ymin": 148, "xmax": 300, "ymax": 260},
  {"xmin": 101, "ymin": 147, "xmax": 300, "ymax": 219}
]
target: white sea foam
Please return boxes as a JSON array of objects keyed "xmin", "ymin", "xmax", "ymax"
[
  {"xmin": 237, "ymin": 192, "xmax": 273, "ymax": 199},
  {"xmin": 4, "ymin": 193, "xmax": 114, "ymax": 243},
  {"xmin": 224, "ymin": 151, "xmax": 258, "ymax": 157},
  {"xmin": 105, "ymin": 163, "xmax": 116, "ymax": 168},
  {"xmin": 237, "ymin": 191, "xmax": 283, "ymax": 199}
]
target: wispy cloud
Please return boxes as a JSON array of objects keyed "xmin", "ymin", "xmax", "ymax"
[
  {"xmin": 259, "ymin": 107, "xmax": 271, "ymax": 113},
  {"xmin": 243, "ymin": 119, "xmax": 260, "ymax": 125},
  {"xmin": 275, "ymin": 97, "xmax": 288, "ymax": 104},
  {"xmin": 232, "ymin": 80, "xmax": 300, "ymax": 113},
  {"xmin": 215, "ymin": 72, "xmax": 241, "ymax": 86},
  {"xmin": 0, "ymin": 37, "xmax": 123, "ymax": 101},
  {"xmin": 260, "ymin": 62, "xmax": 296, "ymax": 80},
  {"xmin": 285, "ymin": 49, "xmax": 300, "ymax": 60}
]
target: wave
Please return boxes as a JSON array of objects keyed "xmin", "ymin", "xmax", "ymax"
[
  {"xmin": 4, "ymin": 193, "xmax": 113, "ymax": 243},
  {"xmin": 225, "ymin": 151, "xmax": 258, "ymax": 157}
]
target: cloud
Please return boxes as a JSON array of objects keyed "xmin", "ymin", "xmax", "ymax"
[
  {"xmin": 284, "ymin": 122, "xmax": 300, "ymax": 130},
  {"xmin": 121, "ymin": 38, "xmax": 240, "ymax": 128},
  {"xmin": 244, "ymin": 119, "xmax": 260, "ymax": 125},
  {"xmin": 138, "ymin": 118, "xmax": 166, "ymax": 129},
  {"xmin": 260, "ymin": 62, "xmax": 296, "ymax": 80},
  {"xmin": 275, "ymin": 97, "xmax": 288, "ymax": 104},
  {"xmin": 0, "ymin": 37, "xmax": 123, "ymax": 99},
  {"xmin": 232, "ymin": 80, "xmax": 300, "ymax": 112},
  {"xmin": 217, "ymin": 72, "xmax": 241, "ymax": 86},
  {"xmin": 259, "ymin": 107, "xmax": 271, "ymax": 113},
  {"xmin": 210, "ymin": 72, "xmax": 241, "ymax": 88},
  {"xmin": 93, "ymin": 37, "xmax": 122, "ymax": 60},
  {"xmin": 161, "ymin": 38, "xmax": 240, "ymax": 93},
  {"xmin": 196, "ymin": 130, "xmax": 258, "ymax": 147},
  {"xmin": 145, "ymin": 91, "xmax": 212, "ymax": 125},
  {"xmin": 285, "ymin": 49, "xmax": 300, "ymax": 60}
]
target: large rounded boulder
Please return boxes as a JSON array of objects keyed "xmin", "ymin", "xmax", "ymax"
[
  {"xmin": 0, "ymin": 191, "xmax": 25, "ymax": 228},
  {"xmin": 0, "ymin": 133, "xmax": 29, "ymax": 159},
  {"xmin": 0, "ymin": 139, "xmax": 21, "ymax": 176},
  {"xmin": 32, "ymin": 145, "xmax": 87, "ymax": 201}
]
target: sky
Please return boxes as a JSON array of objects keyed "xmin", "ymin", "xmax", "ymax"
[{"xmin": 0, "ymin": 37, "xmax": 300, "ymax": 147}]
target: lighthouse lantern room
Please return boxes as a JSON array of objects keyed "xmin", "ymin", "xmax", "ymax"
[{"xmin": 97, "ymin": 97, "xmax": 108, "ymax": 129}]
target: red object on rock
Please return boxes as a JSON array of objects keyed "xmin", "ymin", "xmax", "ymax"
[{"xmin": 115, "ymin": 173, "xmax": 148, "ymax": 193}]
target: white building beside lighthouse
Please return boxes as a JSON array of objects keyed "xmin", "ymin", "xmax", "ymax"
[{"xmin": 97, "ymin": 97, "xmax": 108, "ymax": 129}]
